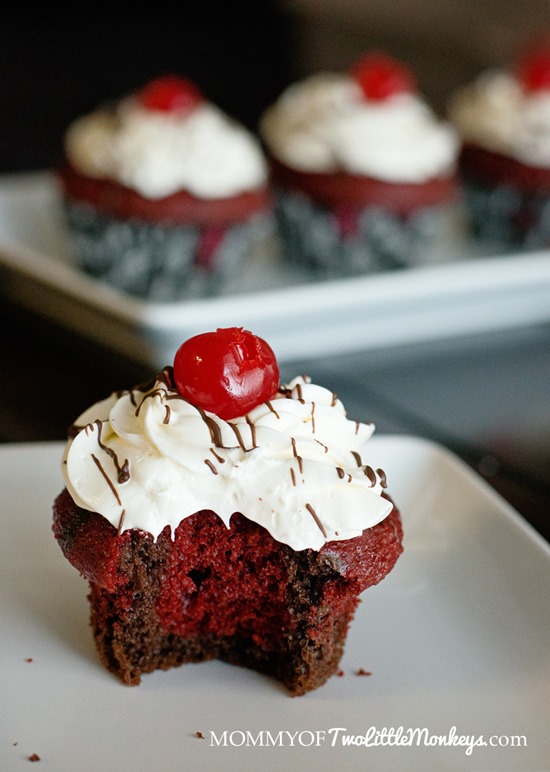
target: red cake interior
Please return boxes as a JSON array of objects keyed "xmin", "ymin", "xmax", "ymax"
[{"xmin": 53, "ymin": 488, "xmax": 403, "ymax": 694}]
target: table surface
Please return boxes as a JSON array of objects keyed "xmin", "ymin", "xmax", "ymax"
[{"xmin": 2, "ymin": 297, "xmax": 549, "ymax": 544}]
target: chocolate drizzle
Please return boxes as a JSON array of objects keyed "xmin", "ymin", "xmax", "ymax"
[
  {"xmin": 265, "ymin": 400, "xmax": 280, "ymax": 419},
  {"xmin": 364, "ymin": 465, "xmax": 377, "ymax": 487},
  {"xmin": 210, "ymin": 448, "xmax": 225, "ymax": 464},
  {"xmin": 245, "ymin": 415, "xmax": 257, "ymax": 448},
  {"xmin": 227, "ymin": 422, "xmax": 247, "ymax": 451},
  {"xmin": 135, "ymin": 387, "xmax": 170, "ymax": 416},
  {"xmin": 291, "ymin": 438, "xmax": 303, "ymax": 474},
  {"xmin": 95, "ymin": 419, "xmax": 129, "ymax": 484},
  {"xmin": 294, "ymin": 382, "xmax": 305, "ymax": 404},
  {"xmin": 305, "ymin": 503, "xmax": 327, "ymax": 538},
  {"xmin": 197, "ymin": 407, "xmax": 225, "ymax": 447},
  {"xmin": 351, "ymin": 451, "xmax": 362, "ymax": 467},
  {"xmin": 336, "ymin": 467, "xmax": 351, "ymax": 483},
  {"xmin": 67, "ymin": 422, "xmax": 84, "ymax": 440},
  {"xmin": 92, "ymin": 453, "xmax": 122, "ymax": 505},
  {"xmin": 376, "ymin": 467, "xmax": 388, "ymax": 488},
  {"xmin": 204, "ymin": 458, "xmax": 218, "ymax": 475}
]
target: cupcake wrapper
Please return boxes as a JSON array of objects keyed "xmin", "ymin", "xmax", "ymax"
[
  {"xmin": 463, "ymin": 179, "xmax": 550, "ymax": 249},
  {"xmin": 63, "ymin": 201, "xmax": 273, "ymax": 301},
  {"xmin": 274, "ymin": 189, "xmax": 457, "ymax": 275}
]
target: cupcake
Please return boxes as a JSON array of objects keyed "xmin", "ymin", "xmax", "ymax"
[
  {"xmin": 259, "ymin": 52, "xmax": 460, "ymax": 274},
  {"xmin": 58, "ymin": 75, "xmax": 272, "ymax": 300},
  {"xmin": 52, "ymin": 327, "xmax": 403, "ymax": 696},
  {"xmin": 448, "ymin": 41, "xmax": 550, "ymax": 249}
]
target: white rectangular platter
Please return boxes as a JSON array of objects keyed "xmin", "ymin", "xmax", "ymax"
[
  {"xmin": 1, "ymin": 171, "xmax": 550, "ymax": 367},
  {"xmin": 1, "ymin": 436, "xmax": 549, "ymax": 771}
]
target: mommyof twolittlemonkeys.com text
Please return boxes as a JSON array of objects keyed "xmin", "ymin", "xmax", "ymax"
[{"xmin": 208, "ymin": 726, "xmax": 527, "ymax": 757}]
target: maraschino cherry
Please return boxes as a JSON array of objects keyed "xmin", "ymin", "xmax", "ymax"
[
  {"xmin": 516, "ymin": 47, "xmax": 550, "ymax": 93},
  {"xmin": 138, "ymin": 74, "xmax": 203, "ymax": 114},
  {"xmin": 173, "ymin": 327, "xmax": 280, "ymax": 420},
  {"xmin": 351, "ymin": 52, "xmax": 416, "ymax": 101}
]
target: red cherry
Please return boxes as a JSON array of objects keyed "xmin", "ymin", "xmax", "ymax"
[
  {"xmin": 351, "ymin": 52, "xmax": 416, "ymax": 101},
  {"xmin": 173, "ymin": 327, "xmax": 280, "ymax": 420},
  {"xmin": 138, "ymin": 74, "xmax": 203, "ymax": 114},
  {"xmin": 516, "ymin": 48, "xmax": 550, "ymax": 93}
]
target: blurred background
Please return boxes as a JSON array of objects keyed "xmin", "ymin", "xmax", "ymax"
[
  {"xmin": 1, "ymin": 4, "xmax": 550, "ymax": 538},
  {"xmin": 2, "ymin": 2, "xmax": 550, "ymax": 171}
]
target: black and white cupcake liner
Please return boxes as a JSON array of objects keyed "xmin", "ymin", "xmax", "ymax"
[
  {"xmin": 461, "ymin": 179, "xmax": 550, "ymax": 250},
  {"xmin": 64, "ymin": 201, "xmax": 273, "ymax": 301},
  {"xmin": 274, "ymin": 189, "xmax": 458, "ymax": 275}
]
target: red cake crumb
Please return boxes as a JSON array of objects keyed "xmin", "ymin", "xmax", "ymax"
[{"xmin": 53, "ymin": 489, "xmax": 403, "ymax": 695}]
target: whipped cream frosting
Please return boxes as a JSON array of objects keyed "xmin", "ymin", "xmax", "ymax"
[
  {"xmin": 448, "ymin": 69, "xmax": 550, "ymax": 168},
  {"xmin": 259, "ymin": 72, "xmax": 458, "ymax": 183},
  {"xmin": 62, "ymin": 369, "xmax": 393, "ymax": 552},
  {"xmin": 65, "ymin": 96, "xmax": 267, "ymax": 200}
]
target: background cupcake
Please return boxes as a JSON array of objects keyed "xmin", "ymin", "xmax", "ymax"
[
  {"xmin": 448, "ymin": 40, "xmax": 550, "ymax": 250},
  {"xmin": 259, "ymin": 52, "xmax": 460, "ymax": 275},
  {"xmin": 58, "ymin": 75, "xmax": 273, "ymax": 301}
]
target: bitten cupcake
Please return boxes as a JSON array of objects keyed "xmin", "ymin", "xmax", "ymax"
[
  {"xmin": 259, "ymin": 52, "xmax": 460, "ymax": 274},
  {"xmin": 52, "ymin": 327, "xmax": 403, "ymax": 696},
  {"xmin": 58, "ymin": 75, "xmax": 272, "ymax": 300},
  {"xmin": 448, "ymin": 41, "xmax": 550, "ymax": 249}
]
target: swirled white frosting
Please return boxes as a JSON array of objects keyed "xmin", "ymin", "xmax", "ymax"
[
  {"xmin": 62, "ymin": 371, "xmax": 393, "ymax": 551},
  {"xmin": 259, "ymin": 72, "xmax": 458, "ymax": 182},
  {"xmin": 448, "ymin": 69, "xmax": 550, "ymax": 168},
  {"xmin": 65, "ymin": 96, "xmax": 267, "ymax": 199}
]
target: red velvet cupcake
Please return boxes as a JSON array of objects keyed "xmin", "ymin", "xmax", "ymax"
[
  {"xmin": 259, "ymin": 52, "xmax": 460, "ymax": 274},
  {"xmin": 52, "ymin": 328, "xmax": 403, "ymax": 695},
  {"xmin": 58, "ymin": 76, "xmax": 272, "ymax": 300},
  {"xmin": 448, "ymin": 41, "xmax": 550, "ymax": 248}
]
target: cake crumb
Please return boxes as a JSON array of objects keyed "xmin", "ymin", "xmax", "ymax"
[
  {"xmin": 28, "ymin": 754, "xmax": 41, "ymax": 762},
  {"xmin": 194, "ymin": 731, "xmax": 204, "ymax": 739},
  {"xmin": 337, "ymin": 669, "xmax": 345, "ymax": 677},
  {"xmin": 25, "ymin": 658, "xmax": 33, "ymax": 663},
  {"xmin": 355, "ymin": 668, "xmax": 372, "ymax": 676}
]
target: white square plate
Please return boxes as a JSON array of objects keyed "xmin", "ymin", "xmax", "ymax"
[
  {"xmin": 1, "ymin": 436, "xmax": 549, "ymax": 771},
  {"xmin": 2, "ymin": 172, "xmax": 550, "ymax": 367}
]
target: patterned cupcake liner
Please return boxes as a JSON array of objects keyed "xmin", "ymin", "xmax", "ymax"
[
  {"xmin": 462, "ymin": 179, "xmax": 550, "ymax": 249},
  {"xmin": 63, "ymin": 201, "xmax": 274, "ymax": 301},
  {"xmin": 274, "ymin": 189, "xmax": 458, "ymax": 275}
]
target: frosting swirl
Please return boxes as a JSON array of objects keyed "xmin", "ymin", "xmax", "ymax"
[
  {"xmin": 65, "ymin": 96, "xmax": 267, "ymax": 200},
  {"xmin": 260, "ymin": 72, "xmax": 458, "ymax": 183},
  {"xmin": 448, "ymin": 69, "xmax": 550, "ymax": 168},
  {"xmin": 62, "ymin": 369, "xmax": 393, "ymax": 551}
]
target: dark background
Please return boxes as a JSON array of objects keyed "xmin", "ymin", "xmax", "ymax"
[{"xmin": 0, "ymin": 11, "xmax": 294, "ymax": 173}]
